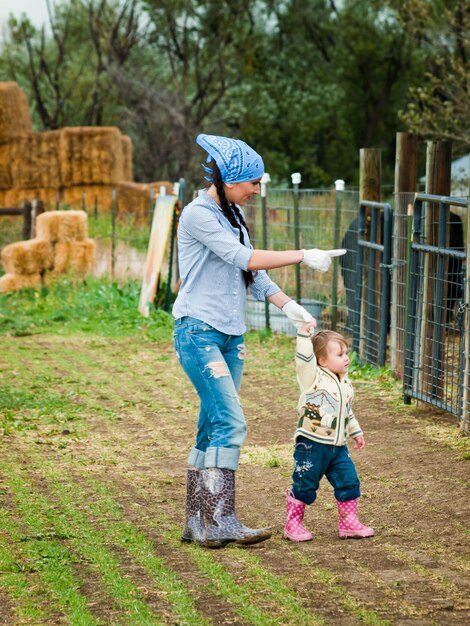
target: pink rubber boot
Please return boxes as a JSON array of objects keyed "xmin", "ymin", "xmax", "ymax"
[
  {"xmin": 283, "ymin": 493, "xmax": 313, "ymax": 542},
  {"xmin": 337, "ymin": 499, "xmax": 374, "ymax": 539}
]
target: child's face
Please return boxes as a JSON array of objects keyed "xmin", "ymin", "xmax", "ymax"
[{"xmin": 319, "ymin": 340, "xmax": 349, "ymax": 376}]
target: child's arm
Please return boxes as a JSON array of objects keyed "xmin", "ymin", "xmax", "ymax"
[
  {"xmin": 347, "ymin": 400, "xmax": 364, "ymax": 443},
  {"xmin": 295, "ymin": 323, "xmax": 318, "ymax": 390},
  {"xmin": 353, "ymin": 435, "xmax": 365, "ymax": 449}
]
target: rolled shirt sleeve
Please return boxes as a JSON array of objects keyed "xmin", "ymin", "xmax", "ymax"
[{"xmin": 249, "ymin": 269, "xmax": 281, "ymax": 301}]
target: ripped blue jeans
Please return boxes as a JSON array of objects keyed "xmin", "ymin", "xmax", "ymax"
[
  {"xmin": 173, "ymin": 317, "xmax": 247, "ymax": 471},
  {"xmin": 291, "ymin": 436, "xmax": 361, "ymax": 504}
]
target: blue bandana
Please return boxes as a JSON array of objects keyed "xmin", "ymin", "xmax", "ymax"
[{"xmin": 196, "ymin": 134, "xmax": 264, "ymax": 183}]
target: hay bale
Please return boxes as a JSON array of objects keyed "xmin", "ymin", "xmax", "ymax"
[
  {"xmin": 116, "ymin": 180, "xmax": 174, "ymax": 221},
  {"xmin": 0, "ymin": 142, "xmax": 12, "ymax": 190},
  {"xmin": 60, "ymin": 185, "xmax": 114, "ymax": 213},
  {"xmin": 3, "ymin": 188, "xmax": 59, "ymax": 209},
  {"xmin": 36, "ymin": 210, "xmax": 88, "ymax": 243},
  {"xmin": 152, "ymin": 181, "xmax": 174, "ymax": 195},
  {"xmin": 0, "ymin": 82, "xmax": 32, "ymax": 141},
  {"xmin": 60, "ymin": 127, "xmax": 124, "ymax": 186},
  {"xmin": 10, "ymin": 131, "xmax": 61, "ymax": 189},
  {"xmin": 0, "ymin": 272, "xmax": 41, "ymax": 293},
  {"xmin": 121, "ymin": 135, "xmax": 133, "ymax": 181},
  {"xmin": 116, "ymin": 182, "xmax": 154, "ymax": 221},
  {"xmin": 53, "ymin": 239, "xmax": 96, "ymax": 275},
  {"xmin": 1, "ymin": 238, "xmax": 54, "ymax": 274}
]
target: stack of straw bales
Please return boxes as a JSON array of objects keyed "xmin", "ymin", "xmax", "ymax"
[
  {"xmin": 0, "ymin": 82, "xmax": 33, "ymax": 194},
  {"xmin": 0, "ymin": 81, "xmax": 174, "ymax": 219},
  {"xmin": 121, "ymin": 135, "xmax": 133, "ymax": 181},
  {"xmin": 0, "ymin": 239, "xmax": 53, "ymax": 291},
  {"xmin": 0, "ymin": 210, "xmax": 95, "ymax": 292},
  {"xmin": 116, "ymin": 181, "xmax": 174, "ymax": 220},
  {"xmin": 0, "ymin": 82, "xmax": 32, "ymax": 139},
  {"xmin": 60, "ymin": 127, "xmax": 125, "ymax": 186}
]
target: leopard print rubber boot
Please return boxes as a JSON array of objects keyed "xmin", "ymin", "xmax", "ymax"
[
  {"xmin": 181, "ymin": 468, "xmax": 206, "ymax": 544},
  {"xmin": 200, "ymin": 467, "xmax": 272, "ymax": 548}
]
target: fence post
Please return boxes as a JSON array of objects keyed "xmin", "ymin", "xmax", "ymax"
[
  {"xmin": 261, "ymin": 173, "xmax": 271, "ymax": 331},
  {"xmin": 461, "ymin": 164, "xmax": 470, "ymax": 433},
  {"xmin": 111, "ymin": 188, "xmax": 117, "ymax": 278},
  {"xmin": 420, "ymin": 141, "xmax": 452, "ymax": 398},
  {"xmin": 358, "ymin": 149, "xmax": 381, "ymax": 358},
  {"xmin": 392, "ymin": 132, "xmax": 418, "ymax": 377},
  {"xmin": 331, "ymin": 179, "xmax": 345, "ymax": 330},
  {"xmin": 21, "ymin": 201, "xmax": 32, "ymax": 240},
  {"xmin": 292, "ymin": 172, "xmax": 302, "ymax": 303},
  {"xmin": 32, "ymin": 200, "xmax": 45, "ymax": 238}
]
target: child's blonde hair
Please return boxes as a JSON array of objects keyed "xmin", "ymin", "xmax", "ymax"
[{"xmin": 311, "ymin": 330, "xmax": 348, "ymax": 363}]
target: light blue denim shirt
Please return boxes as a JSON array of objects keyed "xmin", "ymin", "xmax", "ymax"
[{"xmin": 172, "ymin": 190, "xmax": 281, "ymax": 335}]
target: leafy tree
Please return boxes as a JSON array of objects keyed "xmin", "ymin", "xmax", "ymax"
[
  {"xmin": 0, "ymin": 0, "xmax": 439, "ymax": 187},
  {"xmin": 398, "ymin": 0, "xmax": 470, "ymax": 150},
  {"xmin": 121, "ymin": 0, "xmax": 266, "ymax": 181},
  {"xmin": 0, "ymin": 0, "xmax": 141, "ymax": 129},
  {"xmin": 230, "ymin": 0, "xmax": 425, "ymax": 186}
]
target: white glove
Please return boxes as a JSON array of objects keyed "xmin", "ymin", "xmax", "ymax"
[
  {"xmin": 282, "ymin": 300, "xmax": 315, "ymax": 330},
  {"xmin": 301, "ymin": 248, "xmax": 347, "ymax": 272}
]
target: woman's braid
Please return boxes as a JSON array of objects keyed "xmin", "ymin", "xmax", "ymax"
[{"xmin": 212, "ymin": 163, "xmax": 255, "ymax": 288}]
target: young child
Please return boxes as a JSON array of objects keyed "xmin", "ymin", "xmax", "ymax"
[{"xmin": 283, "ymin": 322, "xmax": 374, "ymax": 541}]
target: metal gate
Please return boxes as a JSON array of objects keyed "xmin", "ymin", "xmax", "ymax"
[
  {"xmin": 352, "ymin": 200, "xmax": 393, "ymax": 367},
  {"xmin": 403, "ymin": 193, "xmax": 467, "ymax": 419}
]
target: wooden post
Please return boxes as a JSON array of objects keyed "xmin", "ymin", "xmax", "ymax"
[
  {"xmin": 391, "ymin": 132, "xmax": 418, "ymax": 377},
  {"xmin": 21, "ymin": 201, "xmax": 32, "ymax": 240},
  {"xmin": 359, "ymin": 149, "xmax": 381, "ymax": 203},
  {"xmin": 420, "ymin": 141, "xmax": 452, "ymax": 398},
  {"xmin": 33, "ymin": 200, "xmax": 45, "ymax": 238},
  {"xmin": 359, "ymin": 149, "xmax": 381, "ymax": 359}
]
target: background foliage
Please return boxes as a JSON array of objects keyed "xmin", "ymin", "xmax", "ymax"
[{"xmin": 0, "ymin": 0, "xmax": 468, "ymax": 187}]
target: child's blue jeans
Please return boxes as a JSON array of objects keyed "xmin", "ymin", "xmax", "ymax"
[
  {"xmin": 291, "ymin": 436, "xmax": 361, "ymax": 504},
  {"xmin": 173, "ymin": 317, "xmax": 247, "ymax": 471}
]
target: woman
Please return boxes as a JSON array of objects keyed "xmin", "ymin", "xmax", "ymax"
[{"xmin": 173, "ymin": 134, "xmax": 344, "ymax": 548}]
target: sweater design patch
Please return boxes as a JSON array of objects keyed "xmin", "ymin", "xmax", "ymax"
[{"xmin": 303, "ymin": 390, "xmax": 338, "ymax": 429}]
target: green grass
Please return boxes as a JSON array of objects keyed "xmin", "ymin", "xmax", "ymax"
[
  {"xmin": 43, "ymin": 465, "xmax": 327, "ymax": 626},
  {"xmin": 0, "ymin": 459, "xmax": 170, "ymax": 625},
  {"xmin": 0, "ymin": 276, "xmax": 174, "ymax": 339}
]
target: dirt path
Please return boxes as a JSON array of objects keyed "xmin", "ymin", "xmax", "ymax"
[{"xmin": 0, "ymin": 332, "xmax": 469, "ymax": 625}]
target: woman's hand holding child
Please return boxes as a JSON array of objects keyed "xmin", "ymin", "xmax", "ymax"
[{"xmin": 299, "ymin": 320, "xmax": 317, "ymax": 335}]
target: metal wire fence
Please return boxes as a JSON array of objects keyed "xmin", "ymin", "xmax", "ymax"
[
  {"xmin": 2, "ymin": 182, "xmax": 469, "ymax": 431},
  {"xmin": 244, "ymin": 187, "xmax": 359, "ymax": 336},
  {"xmin": 404, "ymin": 193, "xmax": 467, "ymax": 425}
]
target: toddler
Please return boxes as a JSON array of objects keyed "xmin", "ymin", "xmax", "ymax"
[{"xmin": 283, "ymin": 323, "xmax": 374, "ymax": 541}]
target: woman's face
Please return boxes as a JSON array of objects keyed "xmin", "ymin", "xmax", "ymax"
[{"xmin": 225, "ymin": 178, "xmax": 261, "ymax": 206}]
